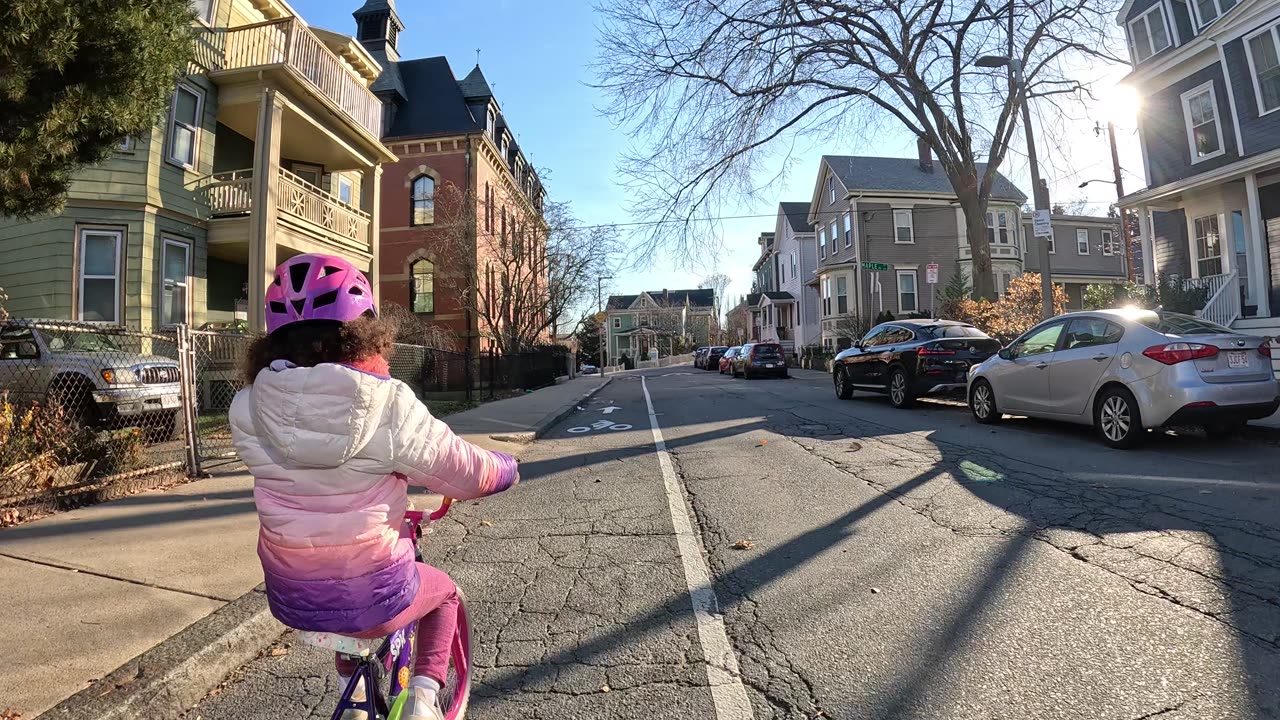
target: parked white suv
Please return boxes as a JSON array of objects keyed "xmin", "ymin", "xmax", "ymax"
[{"xmin": 0, "ymin": 320, "xmax": 183, "ymax": 441}]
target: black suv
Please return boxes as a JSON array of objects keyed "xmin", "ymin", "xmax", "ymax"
[
  {"xmin": 702, "ymin": 346, "xmax": 729, "ymax": 370},
  {"xmin": 832, "ymin": 320, "xmax": 1000, "ymax": 408}
]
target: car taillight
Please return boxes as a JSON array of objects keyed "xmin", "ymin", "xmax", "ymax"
[
  {"xmin": 1142, "ymin": 342, "xmax": 1219, "ymax": 365},
  {"xmin": 1261, "ymin": 342, "xmax": 1273, "ymax": 358},
  {"xmin": 918, "ymin": 345, "xmax": 956, "ymax": 356}
]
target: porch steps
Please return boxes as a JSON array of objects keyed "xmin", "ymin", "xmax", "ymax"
[{"xmin": 1232, "ymin": 318, "xmax": 1280, "ymax": 379}]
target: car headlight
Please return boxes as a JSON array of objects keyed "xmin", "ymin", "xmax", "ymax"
[{"xmin": 101, "ymin": 368, "xmax": 138, "ymax": 384}]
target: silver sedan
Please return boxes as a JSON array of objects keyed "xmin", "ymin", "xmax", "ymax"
[{"xmin": 967, "ymin": 308, "xmax": 1279, "ymax": 448}]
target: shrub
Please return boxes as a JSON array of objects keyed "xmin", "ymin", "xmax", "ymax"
[
  {"xmin": 874, "ymin": 310, "xmax": 896, "ymax": 324},
  {"xmin": 940, "ymin": 273, "xmax": 1067, "ymax": 343}
]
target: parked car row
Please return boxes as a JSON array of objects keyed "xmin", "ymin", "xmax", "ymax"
[
  {"xmin": 695, "ymin": 342, "xmax": 790, "ymax": 379},
  {"xmin": 831, "ymin": 309, "xmax": 1279, "ymax": 449}
]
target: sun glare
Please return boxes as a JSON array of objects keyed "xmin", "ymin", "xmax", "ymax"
[{"xmin": 1102, "ymin": 84, "xmax": 1142, "ymax": 125}]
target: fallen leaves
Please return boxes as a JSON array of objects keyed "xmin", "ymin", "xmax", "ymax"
[
  {"xmin": 1, "ymin": 709, "xmax": 22, "ymax": 720},
  {"xmin": 268, "ymin": 645, "xmax": 289, "ymax": 657},
  {"xmin": 732, "ymin": 539, "xmax": 755, "ymax": 550},
  {"xmin": 600, "ymin": 684, "xmax": 612, "ymax": 693},
  {"xmin": 480, "ymin": 519, "xmax": 493, "ymax": 527}
]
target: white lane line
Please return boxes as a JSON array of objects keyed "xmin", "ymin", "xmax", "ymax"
[{"xmin": 641, "ymin": 376, "xmax": 754, "ymax": 719}]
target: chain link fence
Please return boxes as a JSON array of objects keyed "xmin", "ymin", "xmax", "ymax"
[
  {"xmin": 1, "ymin": 320, "xmax": 575, "ymax": 521},
  {"xmin": 0, "ymin": 320, "xmax": 190, "ymax": 522}
]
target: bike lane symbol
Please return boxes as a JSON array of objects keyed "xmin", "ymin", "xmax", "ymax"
[{"xmin": 567, "ymin": 419, "xmax": 633, "ymax": 434}]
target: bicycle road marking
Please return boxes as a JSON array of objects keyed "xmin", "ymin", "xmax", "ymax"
[{"xmin": 640, "ymin": 376, "xmax": 754, "ymax": 719}]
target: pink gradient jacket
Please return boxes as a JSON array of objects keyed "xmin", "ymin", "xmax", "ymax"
[{"xmin": 229, "ymin": 362, "xmax": 517, "ymax": 634}]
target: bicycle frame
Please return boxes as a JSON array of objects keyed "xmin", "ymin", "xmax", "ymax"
[{"xmin": 329, "ymin": 498, "xmax": 469, "ymax": 720}]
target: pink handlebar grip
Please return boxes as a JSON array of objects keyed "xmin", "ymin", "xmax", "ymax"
[{"xmin": 428, "ymin": 497, "xmax": 454, "ymax": 521}]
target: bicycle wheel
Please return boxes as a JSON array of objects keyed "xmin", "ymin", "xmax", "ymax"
[{"xmin": 439, "ymin": 589, "xmax": 473, "ymax": 719}]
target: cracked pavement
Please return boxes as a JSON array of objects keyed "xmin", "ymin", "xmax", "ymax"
[{"xmin": 187, "ymin": 368, "xmax": 1280, "ymax": 719}]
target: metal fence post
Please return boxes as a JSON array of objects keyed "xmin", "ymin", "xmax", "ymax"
[
  {"xmin": 464, "ymin": 348, "xmax": 473, "ymax": 402},
  {"xmin": 175, "ymin": 325, "xmax": 204, "ymax": 478}
]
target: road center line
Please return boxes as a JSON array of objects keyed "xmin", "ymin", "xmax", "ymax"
[{"xmin": 640, "ymin": 376, "xmax": 754, "ymax": 719}]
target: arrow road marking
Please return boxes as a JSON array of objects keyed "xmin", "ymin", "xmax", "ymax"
[{"xmin": 601, "ymin": 406, "xmax": 621, "ymax": 414}]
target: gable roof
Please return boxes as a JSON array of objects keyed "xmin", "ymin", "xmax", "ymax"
[
  {"xmin": 606, "ymin": 289, "xmax": 715, "ymax": 310},
  {"xmin": 821, "ymin": 156, "xmax": 1027, "ymax": 202},
  {"xmin": 384, "ymin": 56, "xmax": 482, "ymax": 138},
  {"xmin": 779, "ymin": 202, "xmax": 812, "ymax": 233}
]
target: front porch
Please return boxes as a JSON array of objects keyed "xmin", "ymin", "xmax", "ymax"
[{"xmin": 1123, "ymin": 156, "xmax": 1280, "ymax": 331}]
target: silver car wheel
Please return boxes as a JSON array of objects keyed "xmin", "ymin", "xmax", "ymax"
[
  {"xmin": 1100, "ymin": 395, "xmax": 1131, "ymax": 442},
  {"xmin": 973, "ymin": 384, "xmax": 993, "ymax": 419},
  {"xmin": 890, "ymin": 372, "xmax": 906, "ymax": 405}
]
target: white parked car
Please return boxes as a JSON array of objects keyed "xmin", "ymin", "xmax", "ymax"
[{"xmin": 967, "ymin": 308, "xmax": 1279, "ymax": 448}]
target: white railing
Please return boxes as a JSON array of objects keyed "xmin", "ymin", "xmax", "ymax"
[
  {"xmin": 959, "ymin": 243, "xmax": 1022, "ymax": 260},
  {"xmin": 204, "ymin": 19, "xmax": 383, "ymax": 138},
  {"xmin": 1186, "ymin": 270, "xmax": 1241, "ymax": 327},
  {"xmin": 194, "ymin": 167, "xmax": 372, "ymax": 252},
  {"xmin": 276, "ymin": 168, "xmax": 371, "ymax": 246},
  {"xmin": 198, "ymin": 169, "xmax": 254, "ymax": 216}
]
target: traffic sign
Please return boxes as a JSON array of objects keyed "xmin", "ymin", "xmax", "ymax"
[
  {"xmin": 861, "ymin": 261, "xmax": 889, "ymax": 271},
  {"xmin": 926, "ymin": 263, "xmax": 939, "ymax": 284},
  {"xmin": 1033, "ymin": 209, "xmax": 1052, "ymax": 238}
]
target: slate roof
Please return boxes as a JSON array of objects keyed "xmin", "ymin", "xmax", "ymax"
[
  {"xmin": 353, "ymin": 0, "xmax": 396, "ymax": 12},
  {"xmin": 779, "ymin": 202, "xmax": 812, "ymax": 233},
  {"xmin": 458, "ymin": 65, "xmax": 494, "ymax": 99},
  {"xmin": 762, "ymin": 291, "xmax": 795, "ymax": 302},
  {"xmin": 384, "ymin": 57, "xmax": 481, "ymax": 138},
  {"xmin": 746, "ymin": 293, "xmax": 762, "ymax": 308},
  {"xmin": 822, "ymin": 156, "xmax": 1027, "ymax": 202}
]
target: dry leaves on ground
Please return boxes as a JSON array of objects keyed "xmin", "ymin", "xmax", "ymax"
[{"xmin": 732, "ymin": 539, "xmax": 755, "ymax": 550}]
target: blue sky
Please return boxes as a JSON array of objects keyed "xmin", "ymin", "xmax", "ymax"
[{"xmin": 294, "ymin": 1, "xmax": 1143, "ymax": 316}]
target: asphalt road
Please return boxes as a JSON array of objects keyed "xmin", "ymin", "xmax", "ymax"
[{"xmin": 187, "ymin": 367, "xmax": 1280, "ymax": 720}]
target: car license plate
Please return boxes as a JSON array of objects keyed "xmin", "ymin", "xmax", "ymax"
[
  {"xmin": 1227, "ymin": 350, "xmax": 1249, "ymax": 369},
  {"xmin": 160, "ymin": 395, "xmax": 181, "ymax": 409},
  {"xmin": 765, "ymin": 363, "xmax": 776, "ymax": 368}
]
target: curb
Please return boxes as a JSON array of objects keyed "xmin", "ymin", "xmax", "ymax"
[
  {"xmin": 489, "ymin": 378, "xmax": 614, "ymax": 443},
  {"xmin": 37, "ymin": 586, "xmax": 284, "ymax": 720}
]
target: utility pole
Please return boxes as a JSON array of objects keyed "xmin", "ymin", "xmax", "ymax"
[
  {"xmin": 1105, "ymin": 121, "xmax": 1134, "ymax": 280},
  {"xmin": 597, "ymin": 275, "xmax": 613, "ymax": 374},
  {"xmin": 1009, "ymin": 11, "xmax": 1054, "ymax": 319}
]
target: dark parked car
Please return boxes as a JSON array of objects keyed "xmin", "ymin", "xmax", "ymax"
[
  {"xmin": 833, "ymin": 320, "xmax": 1001, "ymax": 408},
  {"xmin": 703, "ymin": 346, "xmax": 729, "ymax": 370},
  {"xmin": 732, "ymin": 342, "xmax": 789, "ymax": 379},
  {"xmin": 719, "ymin": 347, "xmax": 742, "ymax": 374}
]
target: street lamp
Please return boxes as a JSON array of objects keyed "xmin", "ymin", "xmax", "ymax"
[
  {"xmin": 597, "ymin": 275, "xmax": 613, "ymax": 374},
  {"xmin": 975, "ymin": 52, "xmax": 1055, "ymax": 319}
]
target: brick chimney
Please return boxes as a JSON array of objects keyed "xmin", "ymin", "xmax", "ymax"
[{"xmin": 917, "ymin": 136, "xmax": 934, "ymax": 173}]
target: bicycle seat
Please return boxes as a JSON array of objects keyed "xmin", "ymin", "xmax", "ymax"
[{"xmin": 297, "ymin": 631, "xmax": 381, "ymax": 657}]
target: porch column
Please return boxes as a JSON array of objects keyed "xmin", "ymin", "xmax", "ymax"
[
  {"xmin": 1246, "ymin": 173, "xmax": 1271, "ymax": 317},
  {"xmin": 1137, "ymin": 206, "xmax": 1155, "ymax": 285},
  {"xmin": 248, "ymin": 88, "xmax": 284, "ymax": 333},
  {"xmin": 362, "ymin": 164, "xmax": 384, "ymax": 306}
]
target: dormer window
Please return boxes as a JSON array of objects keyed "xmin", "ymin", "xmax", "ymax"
[
  {"xmin": 1192, "ymin": 0, "xmax": 1237, "ymax": 29},
  {"xmin": 487, "ymin": 108, "xmax": 496, "ymax": 137},
  {"xmin": 1129, "ymin": 4, "xmax": 1172, "ymax": 63}
]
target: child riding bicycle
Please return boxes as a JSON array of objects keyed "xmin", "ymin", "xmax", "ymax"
[{"xmin": 230, "ymin": 254, "xmax": 519, "ymax": 720}]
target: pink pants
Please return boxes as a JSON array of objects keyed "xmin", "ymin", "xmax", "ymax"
[{"xmin": 334, "ymin": 562, "xmax": 459, "ymax": 685}]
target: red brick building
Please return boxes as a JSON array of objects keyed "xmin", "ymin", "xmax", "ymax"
[{"xmin": 353, "ymin": 0, "xmax": 547, "ymax": 353}]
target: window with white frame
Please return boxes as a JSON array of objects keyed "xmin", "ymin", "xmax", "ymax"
[
  {"xmin": 836, "ymin": 276, "xmax": 848, "ymax": 315},
  {"xmin": 1181, "ymin": 83, "xmax": 1224, "ymax": 161},
  {"xmin": 897, "ymin": 270, "xmax": 918, "ymax": 314},
  {"xmin": 822, "ymin": 278, "xmax": 832, "ymax": 316},
  {"xmin": 1128, "ymin": 4, "xmax": 1172, "ymax": 64},
  {"xmin": 1102, "ymin": 229, "xmax": 1116, "ymax": 256},
  {"xmin": 986, "ymin": 211, "xmax": 1011, "ymax": 244},
  {"xmin": 191, "ymin": 0, "xmax": 215, "ymax": 24},
  {"xmin": 828, "ymin": 221, "xmax": 837, "ymax": 252},
  {"xmin": 828, "ymin": 176, "xmax": 835, "ymax": 203},
  {"xmin": 843, "ymin": 213, "xmax": 852, "ymax": 248},
  {"xmin": 1191, "ymin": 0, "xmax": 1237, "ymax": 29},
  {"xmin": 1077, "ymin": 228, "xmax": 1090, "ymax": 254},
  {"xmin": 613, "ymin": 317, "xmax": 621, "ymax": 329},
  {"xmin": 1046, "ymin": 231, "xmax": 1056, "ymax": 254},
  {"xmin": 893, "ymin": 209, "xmax": 914, "ymax": 243},
  {"xmin": 1194, "ymin": 214, "xmax": 1223, "ymax": 276},
  {"xmin": 78, "ymin": 229, "xmax": 121, "ymax": 323},
  {"xmin": 819, "ymin": 227, "xmax": 827, "ymax": 258},
  {"xmin": 160, "ymin": 237, "xmax": 191, "ymax": 326},
  {"xmin": 779, "ymin": 261, "xmax": 785, "ymax": 284},
  {"xmin": 791, "ymin": 252, "xmax": 797, "ymax": 279},
  {"xmin": 338, "ymin": 176, "xmax": 354, "ymax": 206},
  {"xmin": 997, "ymin": 271, "xmax": 1013, "ymax": 298},
  {"xmin": 1246, "ymin": 24, "xmax": 1280, "ymax": 115},
  {"xmin": 167, "ymin": 85, "xmax": 203, "ymax": 169}
]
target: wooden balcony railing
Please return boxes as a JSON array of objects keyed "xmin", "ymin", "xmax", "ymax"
[
  {"xmin": 195, "ymin": 168, "xmax": 371, "ymax": 253},
  {"xmin": 201, "ymin": 19, "xmax": 383, "ymax": 139}
]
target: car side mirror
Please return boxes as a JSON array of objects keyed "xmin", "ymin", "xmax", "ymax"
[
  {"xmin": 17, "ymin": 342, "xmax": 38, "ymax": 359},
  {"xmin": 998, "ymin": 347, "xmax": 1014, "ymax": 361}
]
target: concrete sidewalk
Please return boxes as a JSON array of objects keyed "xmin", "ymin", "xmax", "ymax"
[{"xmin": 0, "ymin": 375, "xmax": 610, "ymax": 720}]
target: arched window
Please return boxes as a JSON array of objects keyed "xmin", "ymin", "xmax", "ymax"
[
  {"xmin": 411, "ymin": 259, "xmax": 434, "ymax": 313},
  {"xmin": 410, "ymin": 175, "xmax": 434, "ymax": 225}
]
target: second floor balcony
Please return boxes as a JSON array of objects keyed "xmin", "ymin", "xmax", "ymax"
[{"xmin": 198, "ymin": 18, "xmax": 383, "ymax": 143}]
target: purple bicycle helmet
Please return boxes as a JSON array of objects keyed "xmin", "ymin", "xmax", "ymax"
[{"xmin": 264, "ymin": 254, "xmax": 376, "ymax": 334}]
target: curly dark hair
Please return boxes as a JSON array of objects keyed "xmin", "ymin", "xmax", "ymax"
[{"xmin": 241, "ymin": 316, "xmax": 396, "ymax": 385}]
